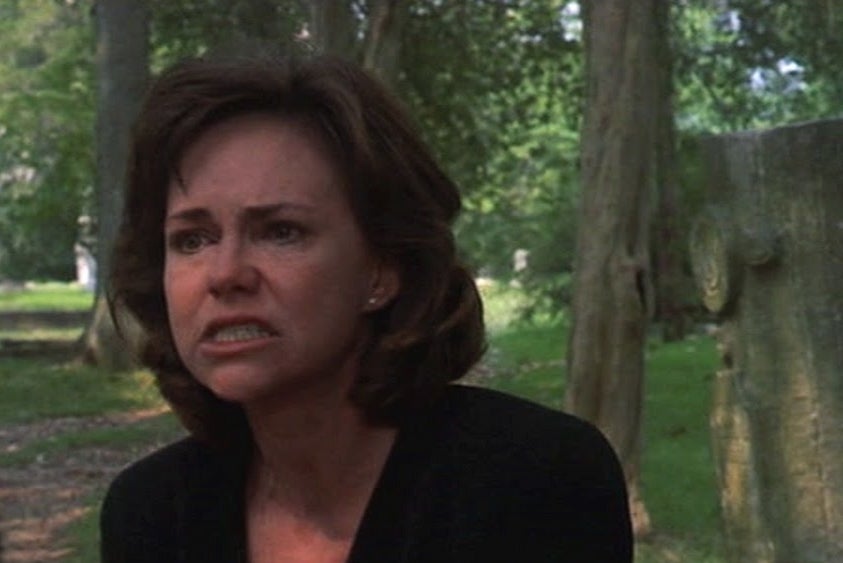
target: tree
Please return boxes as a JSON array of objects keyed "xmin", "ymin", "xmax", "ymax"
[
  {"xmin": 692, "ymin": 119, "xmax": 843, "ymax": 563},
  {"xmin": 0, "ymin": 0, "xmax": 94, "ymax": 281},
  {"xmin": 399, "ymin": 0, "xmax": 583, "ymax": 294},
  {"xmin": 672, "ymin": 1, "xmax": 843, "ymax": 135},
  {"xmin": 81, "ymin": 0, "xmax": 149, "ymax": 369},
  {"xmin": 149, "ymin": 0, "xmax": 305, "ymax": 66},
  {"xmin": 651, "ymin": 1, "xmax": 686, "ymax": 342},
  {"xmin": 308, "ymin": 0, "xmax": 410, "ymax": 85},
  {"xmin": 361, "ymin": 0, "xmax": 411, "ymax": 82},
  {"xmin": 565, "ymin": 0, "xmax": 672, "ymax": 537},
  {"xmin": 308, "ymin": 0, "xmax": 357, "ymax": 57}
]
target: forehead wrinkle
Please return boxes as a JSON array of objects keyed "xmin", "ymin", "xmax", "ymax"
[
  {"xmin": 165, "ymin": 202, "xmax": 316, "ymax": 226},
  {"xmin": 165, "ymin": 207, "xmax": 211, "ymax": 225},
  {"xmin": 243, "ymin": 202, "xmax": 317, "ymax": 220}
]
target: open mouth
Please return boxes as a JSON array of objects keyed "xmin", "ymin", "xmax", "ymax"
[{"xmin": 208, "ymin": 323, "xmax": 276, "ymax": 343}]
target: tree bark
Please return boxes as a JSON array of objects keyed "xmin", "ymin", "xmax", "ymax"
[
  {"xmin": 565, "ymin": 0, "xmax": 667, "ymax": 537},
  {"xmin": 691, "ymin": 119, "xmax": 843, "ymax": 563},
  {"xmin": 81, "ymin": 0, "xmax": 149, "ymax": 370},
  {"xmin": 309, "ymin": 0, "xmax": 358, "ymax": 57},
  {"xmin": 309, "ymin": 0, "xmax": 409, "ymax": 86},
  {"xmin": 651, "ymin": 8, "xmax": 687, "ymax": 342},
  {"xmin": 361, "ymin": 0, "xmax": 410, "ymax": 85}
]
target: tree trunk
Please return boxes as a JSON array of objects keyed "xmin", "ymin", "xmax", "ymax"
[
  {"xmin": 361, "ymin": 0, "xmax": 410, "ymax": 85},
  {"xmin": 309, "ymin": 0, "xmax": 357, "ymax": 58},
  {"xmin": 565, "ymin": 0, "xmax": 667, "ymax": 537},
  {"xmin": 81, "ymin": 0, "xmax": 149, "ymax": 370},
  {"xmin": 652, "ymin": 12, "xmax": 687, "ymax": 343},
  {"xmin": 691, "ymin": 119, "xmax": 843, "ymax": 563},
  {"xmin": 309, "ymin": 0, "xmax": 409, "ymax": 86}
]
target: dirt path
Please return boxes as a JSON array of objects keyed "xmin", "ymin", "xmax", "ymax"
[{"xmin": 0, "ymin": 408, "xmax": 175, "ymax": 562}]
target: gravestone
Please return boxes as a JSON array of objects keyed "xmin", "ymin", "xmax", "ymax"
[{"xmin": 690, "ymin": 119, "xmax": 843, "ymax": 562}]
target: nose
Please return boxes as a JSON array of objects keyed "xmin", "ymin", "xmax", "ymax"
[{"xmin": 207, "ymin": 239, "xmax": 259, "ymax": 297}]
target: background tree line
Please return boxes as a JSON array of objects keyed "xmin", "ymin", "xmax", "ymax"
[{"xmin": 3, "ymin": 0, "xmax": 840, "ymax": 312}]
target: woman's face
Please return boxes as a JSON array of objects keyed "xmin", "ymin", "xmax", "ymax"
[{"xmin": 163, "ymin": 114, "xmax": 398, "ymax": 409}]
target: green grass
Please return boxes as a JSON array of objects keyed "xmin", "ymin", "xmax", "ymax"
[
  {"xmin": 0, "ymin": 358, "xmax": 164, "ymax": 424},
  {"xmin": 641, "ymin": 337, "xmax": 722, "ymax": 553},
  {"xmin": 482, "ymin": 322, "xmax": 567, "ymax": 409},
  {"xmin": 62, "ymin": 494, "xmax": 102, "ymax": 563},
  {"xmin": 30, "ymin": 414, "xmax": 184, "ymax": 563},
  {"xmin": 1, "ymin": 412, "xmax": 181, "ymax": 467},
  {"xmin": 477, "ymin": 279, "xmax": 532, "ymax": 333},
  {"xmin": 0, "ymin": 282, "xmax": 94, "ymax": 311},
  {"xmin": 0, "ymin": 327, "xmax": 83, "ymax": 340}
]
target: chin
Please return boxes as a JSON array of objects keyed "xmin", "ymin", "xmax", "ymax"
[{"xmin": 200, "ymin": 367, "xmax": 351, "ymax": 410}]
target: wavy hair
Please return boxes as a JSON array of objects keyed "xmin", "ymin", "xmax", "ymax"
[{"xmin": 109, "ymin": 52, "xmax": 486, "ymax": 447}]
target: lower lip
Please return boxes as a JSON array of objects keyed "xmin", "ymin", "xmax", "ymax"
[{"xmin": 199, "ymin": 335, "xmax": 278, "ymax": 358}]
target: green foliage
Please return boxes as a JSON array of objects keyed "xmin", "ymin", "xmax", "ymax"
[
  {"xmin": 673, "ymin": 0, "xmax": 843, "ymax": 133},
  {"xmin": 1, "ymin": 0, "xmax": 841, "ymax": 321},
  {"xmin": 399, "ymin": 1, "xmax": 583, "ymax": 286},
  {"xmin": 148, "ymin": 0, "xmax": 307, "ymax": 70},
  {"xmin": 0, "ymin": 0, "xmax": 94, "ymax": 280}
]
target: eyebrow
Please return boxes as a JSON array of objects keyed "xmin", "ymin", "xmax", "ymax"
[{"xmin": 165, "ymin": 202, "xmax": 316, "ymax": 225}]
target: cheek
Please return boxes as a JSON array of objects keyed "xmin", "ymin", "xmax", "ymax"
[
  {"xmin": 320, "ymin": 258, "xmax": 374, "ymax": 311},
  {"xmin": 162, "ymin": 263, "xmax": 198, "ymax": 335},
  {"xmin": 162, "ymin": 269, "xmax": 179, "ymax": 320},
  {"xmin": 164, "ymin": 260, "xmax": 196, "ymax": 301}
]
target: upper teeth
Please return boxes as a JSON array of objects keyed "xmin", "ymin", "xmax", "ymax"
[{"xmin": 212, "ymin": 324, "xmax": 272, "ymax": 342}]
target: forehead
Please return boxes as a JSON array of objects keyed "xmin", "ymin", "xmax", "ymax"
[
  {"xmin": 180, "ymin": 113, "xmax": 329, "ymax": 174},
  {"xmin": 169, "ymin": 113, "xmax": 347, "ymax": 206}
]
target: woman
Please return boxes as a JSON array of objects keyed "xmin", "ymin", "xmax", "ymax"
[{"xmin": 101, "ymin": 52, "xmax": 632, "ymax": 562}]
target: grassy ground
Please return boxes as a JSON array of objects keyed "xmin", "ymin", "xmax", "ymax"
[
  {"xmin": 0, "ymin": 282, "xmax": 94, "ymax": 311},
  {"xmin": 0, "ymin": 282, "xmax": 725, "ymax": 561},
  {"xmin": 0, "ymin": 282, "xmax": 93, "ymax": 341},
  {"xmin": 0, "ymin": 359, "xmax": 162, "ymax": 425}
]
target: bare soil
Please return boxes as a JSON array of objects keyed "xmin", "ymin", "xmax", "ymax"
[{"xmin": 0, "ymin": 408, "xmax": 173, "ymax": 562}]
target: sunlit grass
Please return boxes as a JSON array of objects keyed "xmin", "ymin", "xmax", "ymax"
[
  {"xmin": 0, "ymin": 327, "xmax": 83, "ymax": 340},
  {"xmin": 0, "ymin": 282, "xmax": 94, "ymax": 311},
  {"xmin": 62, "ymin": 493, "xmax": 101, "ymax": 563},
  {"xmin": 0, "ymin": 358, "xmax": 164, "ymax": 425},
  {"xmin": 1, "ymin": 412, "xmax": 181, "ymax": 467},
  {"xmin": 477, "ymin": 279, "xmax": 532, "ymax": 334}
]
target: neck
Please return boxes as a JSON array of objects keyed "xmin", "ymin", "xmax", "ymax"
[{"xmin": 244, "ymin": 390, "xmax": 397, "ymax": 536}]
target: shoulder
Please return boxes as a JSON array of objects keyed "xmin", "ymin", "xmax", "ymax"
[
  {"xmin": 414, "ymin": 385, "xmax": 633, "ymax": 561},
  {"xmin": 100, "ymin": 437, "xmax": 243, "ymax": 561},
  {"xmin": 439, "ymin": 385, "xmax": 618, "ymax": 475},
  {"xmin": 104, "ymin": 437, "xmax": 220, "ymax": 501},
  {"xmin": 101, "ymin": 437, "xmax": 214, "ymax": 529}
]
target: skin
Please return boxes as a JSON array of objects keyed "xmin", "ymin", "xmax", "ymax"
[{"xmin": 163, "ymin": 113, "xmax": 400, "ymax": 562}]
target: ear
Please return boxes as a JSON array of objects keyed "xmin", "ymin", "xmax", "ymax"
[{"xmin": 363, "ymin": 262, "xmax": 401, "ymax": 312}]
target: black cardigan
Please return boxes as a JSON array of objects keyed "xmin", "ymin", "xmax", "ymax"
[{"xmin": 101, "ymin": 385, "xmax": 633, "ymax": 562}]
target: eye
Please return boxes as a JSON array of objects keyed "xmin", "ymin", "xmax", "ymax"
[
  {"xmin": 264, "ymin": 221, "xmax": 304, "ymax": 245},
  {"xmin": 167, "ymin": 230, "xmax": 214, "ymax": 254}
]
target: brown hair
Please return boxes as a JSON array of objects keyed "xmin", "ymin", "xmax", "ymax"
[{"xmin": 109, "ymin": 52, "xmax": 485, "ymax": 447}]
